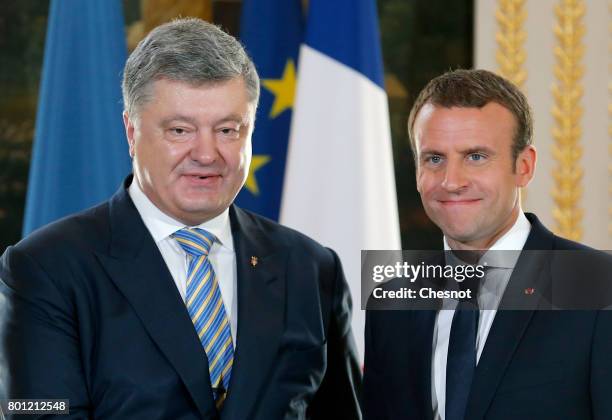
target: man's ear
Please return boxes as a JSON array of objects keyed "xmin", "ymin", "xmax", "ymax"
[
  {"xmin": 515, "ymin": 145, "xmax": 536, "ymax": 187},
  {"xmin": 123, "ymin": 111, "xmax": 135, "ymax": 158}
]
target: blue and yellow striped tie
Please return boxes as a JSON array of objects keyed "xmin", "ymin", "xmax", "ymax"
[{"xmin": 173, "ymin": 228, "xmax": 234, "ymax": 407}]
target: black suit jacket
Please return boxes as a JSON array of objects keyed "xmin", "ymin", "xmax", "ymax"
[
  {"xmin": 0, "ymin": 179, "xmax": 362, "ymax": 419},
  {"xmin": 363, "ymin": 213, "xmax": 612, "ymax": 420}
]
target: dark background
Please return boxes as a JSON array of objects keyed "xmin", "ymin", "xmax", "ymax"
[{"xmin": 0, "ymin": 0, "xmax": 473, "ymax": 252}]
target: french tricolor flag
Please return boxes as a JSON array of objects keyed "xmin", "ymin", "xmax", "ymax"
[{"xmin": 280, "ymin": 0, "xmax": 401, "ymax": 359}]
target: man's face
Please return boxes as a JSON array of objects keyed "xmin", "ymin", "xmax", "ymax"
[
  {"xmin": 413, "ymin": 102, "xmax": 535, "ymax": 250},
  {"xmin": 124, "ymin": 77, "xmax": 255, "ymax": 225}
]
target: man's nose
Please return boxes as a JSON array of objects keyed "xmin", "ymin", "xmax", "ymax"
[
  {"xmin": 190, "ymin": 131, "xmax": 219, "ymax": 164},
  {"xmin": 441, "ymin": 160, "xmax": 469, "ymax": 192}
]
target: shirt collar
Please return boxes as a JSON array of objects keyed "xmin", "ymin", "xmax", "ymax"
[
  {"xmin": 128, "ymin": 178, "xmax": 234, "ymax": 251},
  {"xmin": 443, "ymin": 210, "xmax": 531, "ymax": 269}
]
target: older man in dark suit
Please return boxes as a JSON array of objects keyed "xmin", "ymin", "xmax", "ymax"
[
  {"xmin": 0, "ymin": 18, "xmax": 361, "ymax": 419},
  {"xmin": 363, "ymin": 69, "xmax": 612, "ymax": 420}
]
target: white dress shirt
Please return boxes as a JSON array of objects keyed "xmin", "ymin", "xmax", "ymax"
[
  {"xmin": 128, "ymin": 180, "xmax": 238, "ymax": 344},
  {"xmin": 431, "ymin": 211, "xmax": 531, "ymax": 420}
]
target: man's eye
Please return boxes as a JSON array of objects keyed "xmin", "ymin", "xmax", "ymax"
[
  {"xmin": 427, "ymin": 155, "xmax": 442, "ymax": 164},
  {"xmin": 468, "ymin": 153, "xmax": 485, "ymax": 161},
  {"xmin": 165, "ymin": 127, "xmax": 195, "ymax": 142},
  {"xmin": 218, "ymin": 127, "xmax": 240, "ymax": 139}
]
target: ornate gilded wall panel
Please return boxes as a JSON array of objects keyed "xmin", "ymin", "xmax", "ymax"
[
  {"xmin": 495, "ymin": 0, "xmax": 527, "ymax": 87},
  {"xmin": 551, "ymin": 0, "xmax": 585, "ymax": 241}
]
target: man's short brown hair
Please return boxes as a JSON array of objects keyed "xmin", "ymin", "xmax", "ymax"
[{"xmin": 407, "ymin": 69, "xmax": 533, "ymax": 167}]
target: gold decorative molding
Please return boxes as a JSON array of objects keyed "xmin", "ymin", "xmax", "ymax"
[
  {"xmin": 127, "ymin": 0, "xmax": 213, "ymax": 51},
  {"xmin": 142, "ymin": 0, "xmax": 212, "ymax": 33},
  {"xmin": 609, "ymin": 1, "xmax": 612, "ymax": 236},
  {"xmin": 495, "ymin": 0, "xmax": 528, "ymax": 206},
  {"xmin": 495, "ymin": 0, "xmax": 527, "ymax": 87},
  {"xmin": 551, "ymin": 0, "xmax": 585, "ymax": 241}
]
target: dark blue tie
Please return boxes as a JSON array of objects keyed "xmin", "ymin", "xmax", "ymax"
[{"xmin": 446, "ymin": 297, "xmax": 479, "ymax": 420}]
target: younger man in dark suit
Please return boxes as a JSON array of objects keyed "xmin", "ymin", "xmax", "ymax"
[
  {"xmin": 363, "ymin": 69, "xmax": 612, "ymax": 420},
  {"xmin": 0, "ymin": 18, "xmax": 361, "ymax": 419}
]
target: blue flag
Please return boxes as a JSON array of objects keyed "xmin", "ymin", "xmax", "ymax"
[
  {"xmin": 22, "ymin": 0, "xmax": 131, "ymax": 236},
  {"xmin": 236, "ymin": 0, "xmax": 304, "ymax": 221}
]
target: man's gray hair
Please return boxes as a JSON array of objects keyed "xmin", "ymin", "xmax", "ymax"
[{"xmin": 122, "ymin": 18, "xmax": 259, "ymax": 117}]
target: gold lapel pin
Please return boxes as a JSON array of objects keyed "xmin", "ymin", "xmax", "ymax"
[{"xmin": 250, "ymin": 256, "xmax": 259, "ymax": 267}]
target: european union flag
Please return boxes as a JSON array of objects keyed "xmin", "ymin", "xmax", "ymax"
[
  {"xmin": 236, "ymin": 0, "xmax": 304, "ymax": 221},
  {"xmin": 22, "ymin": 0, "xmax": 131, "ymax": 235}
]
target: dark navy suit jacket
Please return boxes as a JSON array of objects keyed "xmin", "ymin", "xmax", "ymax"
[
  {"xmin": 363, "ymin": 214, "xmax": 612, "ymax": 420},
  {"xmin": 0, "ymin": 178, "xmax": 362, "ymax": 419}
]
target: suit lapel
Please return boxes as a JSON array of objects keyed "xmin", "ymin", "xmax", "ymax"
[
  {"xmin": 465, "ymin": 213, "xmax": 554, "ymax": 419},
  {"xmin": 419, "ymin": 253, "xmax": 444, "ymax": 420},
  {"xmin": 415, "ymin": 310, "xmax": 436, "ymax": 420},
  {"xmin": 95, "ymin": 183, "xmax": 218, "ymax": 419},
  {"xmin": 466, "ymin": 309, "xmax": 535, "ymax": 419},
  {"xmin": 402, "ymin": 253, "xmax": 441, "ymax": 420},
  {"xmin": 220, "ymin": 206, "xmax": 287, "ymax": 420}
]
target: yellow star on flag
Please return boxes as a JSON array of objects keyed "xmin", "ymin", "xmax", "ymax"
[
  {"xmin": 262, "ymin": 59, "xmax": 296, "ymax": 118},
  {"xmin": 244, "ymin": 154, "xmax": 271, "ymax": 195}
]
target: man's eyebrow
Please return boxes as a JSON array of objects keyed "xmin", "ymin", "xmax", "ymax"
[
  {"xmin": 460, "ymin": 146, "xmax": 496, "ymax": 155},
  {"xmin": 419, "ymin": 146, "xmax": 497, "ymax": 156},
  {"xmin": 419, "ymin": 148, "xmax": 445, "ymax": 156},
  {"xmin": 214, "ymin": 114, "xmax": 249, "ymax": 125},
  {"xmin": 160, "ymin": 115, "xmax": 198, "ymax": 126},
  {"xmin": 159, "ymin": 114, "xmax": 251, "ymax": 126}
]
